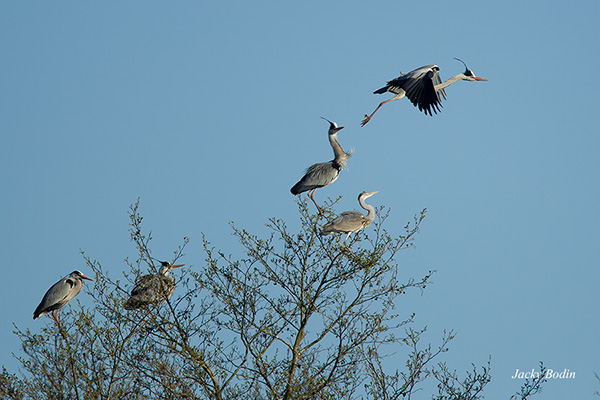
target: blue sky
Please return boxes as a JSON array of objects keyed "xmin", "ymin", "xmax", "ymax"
[{"xmin": 1, "ymin": 1, "xmax": 598, "ymax": 398}]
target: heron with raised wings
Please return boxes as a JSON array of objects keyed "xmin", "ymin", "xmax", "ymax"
[
  {"xmin": 33, "ymin": 270, "xmax": 93, "ymax": 323},
  {"xmin": 124, "ymin": 261, "xmax": 184, "ymax": 310},
  {"xmin": 321, "ymin": 190, "xmax": 379, "ymax": 247},
  {"xmin": 291, "ymin": 117, "xmax": 351, "ymax": 213},
  {"xmin": 361, "ymin": 58, "xmax": 487, "ymax": 126}
]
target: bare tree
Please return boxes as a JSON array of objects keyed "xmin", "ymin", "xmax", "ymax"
[
  {"xmin": 1, "ymin": 198, "xmax": 536, "ymax": 399},
  {"xmin": 509, "ymin": 362, "xmax": 547, "ymax": 400}
]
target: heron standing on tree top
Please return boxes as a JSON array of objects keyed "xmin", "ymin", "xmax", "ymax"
[
  {"xmin": 321, "ymin": 190, "xmax": 379, "ymax": 247},
  {"xmin": 361, "ymin": 58, "xmax": 487, "ymax": 126},
  {"xmin": 33, "ymin": 270, "xmax": 93, "ymax": 323},
  {"xmin": 291, "ymin": 117, "xmax": 351, "ymax": 213},
  {"xmin": 124, "ymin": 261, "xmax": 184, "ymax": 310}
]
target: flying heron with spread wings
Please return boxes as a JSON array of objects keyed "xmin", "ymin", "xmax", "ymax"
[{"xmin": 361, "ymin": 58, "xmax": 487, "ymax": 126}]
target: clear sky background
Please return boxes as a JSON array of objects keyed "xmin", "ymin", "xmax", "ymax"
[{"xmin": 1, "ymin": 1, "xmax": 598, "ymax": 398}]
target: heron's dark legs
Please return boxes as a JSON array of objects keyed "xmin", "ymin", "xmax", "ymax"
[{"xmin": 307, "ymin": 189, "xmax": 323, "ymax": 214}]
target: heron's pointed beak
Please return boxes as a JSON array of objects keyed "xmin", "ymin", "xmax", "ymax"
[
  {"xmin": 171, "ymin": 264, "xmax": 185, "ymax": 269},
  {"xmin": 81, "ymin": 274, "xmax": 93, "ymax": 281},
  {"xmin": 336, "ymin": 126, "xmax": 344, "ymax": 132},
  {"xmin": 474, "ymin": 77, "xmax": 488, "ymax": 81},
  {"xmin": 367, "ymin": 190, "xmax": 379, "ymax": 196}
]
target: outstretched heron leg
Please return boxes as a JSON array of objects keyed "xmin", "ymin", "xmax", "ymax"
[
  {"xmin": 362, "ymin": 102, "xmax": 385, "ymax": 126},
  {"xmin": 361, "ymin": 93, "xmax": 404, "ymax": 127},
  {"xmin": 52, "ymin": 310, "xmax": 59, "ymax": 324}
]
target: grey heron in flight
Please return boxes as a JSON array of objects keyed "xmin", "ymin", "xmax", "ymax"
[
  {"xmin": 291, "ymin": 117, "xmax": 351, "ymax": 213},
  {"xmin": 361, "ymin": 58, "xmax": 487, "ymax": 126},
  {"xmin": 124, "ymin": 261, "xmax": 184, "ymax": 310},
  {"xmin": 321, "ymin": 190, "xmax": 379, "ymax": 247},
  {"xmin": 33, "ymin": 270, "xmax": 93, "ymax": 323}
]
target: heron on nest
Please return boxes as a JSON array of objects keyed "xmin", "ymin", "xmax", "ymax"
[{"xmin": 124, "ymin": 261, "xmax": 184, "ymax": 310}]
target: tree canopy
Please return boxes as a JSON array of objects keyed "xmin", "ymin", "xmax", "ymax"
[{"xmin": 1, "ymin": 199, "xmax": 545, "ymax": 399}]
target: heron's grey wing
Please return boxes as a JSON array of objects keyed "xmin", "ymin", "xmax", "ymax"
[
  {"xmin": 291, "ymin": 161, "xmax": 339, "ymax": 195},
  {"xmin": 384, "ymin": 65, "xmax": 429, "ymax": 85},
  {"xmin": 322, "ymin": 211, "xmax": 366, "ymax": 235},
  {"xmin": 403, "ymin": 68, "xmax": 443, "ymax": 116},
  {"xmin": 380, "ymin": 74, "xmax": 410, "ymax": 95},
  {"xmin": 335, "ymin": 212, "xmax": 368, "ymax": 231},
  {"xmin": 129, "ymin": 274, "xmax": 155, "ymax": 297},
  {"xmin": 33, "ymin": 278, "xmax": 77, "ymax": 318},
  {"xmin": 124, "ymin": 274, "xmax": 156, "ymax": 309},
  {"xmin": 125, "ymin": 274, "xmax": 176, "ymax": 310}
]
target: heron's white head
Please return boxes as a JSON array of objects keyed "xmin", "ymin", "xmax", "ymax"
[
  {"xmin": 454, "ymin": 58, "xmax": 488, "ymax": 82},
  {"xmin": 321, "ymin": 117, "xmax": 344, "ymax": 135},
  {"xmin": 70, "ymin": 270, "xmax": 93, "ymax": 281},
  {"xmin": 359, "ymin": 191, "xmax": 379, "ymax": 201},
  {"xmin": 158, "ymin": 261, "xmax": 185, "ymax": 276}
]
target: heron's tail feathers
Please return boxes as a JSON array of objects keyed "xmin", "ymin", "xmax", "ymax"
[
  {"xmin": 124, "ymin": 298, "xmax": 143, "ymax": 310},
  {"xmin": 321, "ymin": 222, "xmax": 334, "ymax": 236},
  {"xmin": 290, "ymin": 182, "xmax": 303, "ymax": 195}
]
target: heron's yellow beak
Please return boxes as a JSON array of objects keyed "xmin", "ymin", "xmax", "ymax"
[
  {"xmin": 81, "ymin": 274, "xmax": 93, "ymax": 281},
  {"xmin": 172, "ymin": 264, "xmax": 185, "ymax": 269},
  {"xmin": 474, "ymin": 76, "xmax": 488, "ymax": 81}
]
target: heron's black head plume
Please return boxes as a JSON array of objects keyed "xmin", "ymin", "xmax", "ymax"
[
  {"xmin": 320, "ymin": 116, "xmax": 338, "ymax": 130},
  {"xmin": 454, "ymin": 57, "xmax": 474, "ymax": 76},
  {"xmin": 149, "ymin": 256, "xmax": 170, "ymax": 267},
  {"xmin": 321, "ymin": 117, "xmax": 344, "ymax": 134},
  {"xmin": 70, "ymin": 270, "xmax": 93, "ymax": 281}
]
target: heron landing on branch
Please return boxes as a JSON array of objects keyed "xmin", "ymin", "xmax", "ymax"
[
  {"xmin": 291, "ymin": 117, "xmax": 351, "ymax": 213},
  {"xmin": 361, "ymin": 58, "xmax": 487, "ymax": 126}
]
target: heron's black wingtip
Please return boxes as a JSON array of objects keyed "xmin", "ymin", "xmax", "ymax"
[{"xmin": 290, "ymin": 183, "xmax": 302, "ymax": 195}]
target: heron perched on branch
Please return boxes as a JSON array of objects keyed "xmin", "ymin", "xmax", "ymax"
[
  {"xmin": 124, "ymin": 261, "xmax": 184, "ymax": 310},
  {"xmin": 33, "ymin": 270, "xmax": 93, "ymax": 323},
  {"xmin": 321, "ymin": 191, "xmax": 379, "ymax": 247},
  {"xmin": 291, "ymin": 117, "xmax": 351, "ymax": 213},
  {"xmin": 361, "ymin": 58, "xmax": 487, "ymax": 126}
]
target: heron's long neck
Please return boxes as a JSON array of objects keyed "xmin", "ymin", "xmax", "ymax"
[
  {"xmin": 359, "ymin": 198, "xmax": 376, "ymax": 222},
  {"xmin": 435, "ymin": 73, "xmax": 465, "ymax": 91},
  {"xmin": 329, "ymin": 133, "xmax": 350, "ymax": 167}
]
